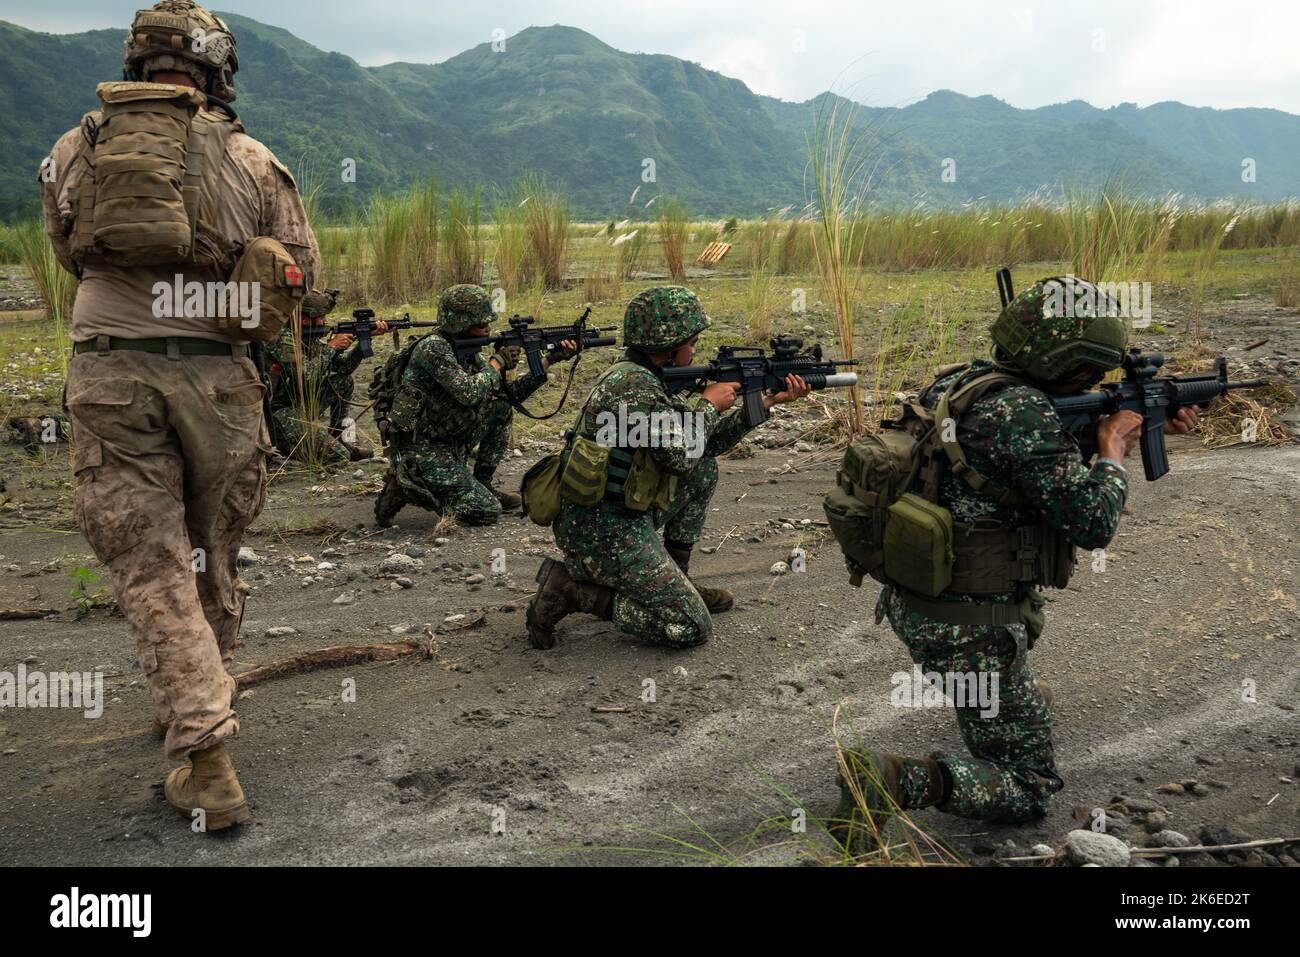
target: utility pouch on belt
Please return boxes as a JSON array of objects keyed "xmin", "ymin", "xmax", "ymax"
[
  {"xmin": 226, "ymin": 237, "xmax": 306, "ymax": 342},
  {"xmin": 621, "ymin": 449, "xmax": 677, "ymax": 512},
  {"xmin": 883, "ymin": 492, "xmax": 955, "ymax": 597},
  {"xmin": 521, "ymin": 452, "xmax": 565, "ymax": 527},
  {"xmin": 559, "ymin": 434, "xmax": 610, "ymax": 507}
]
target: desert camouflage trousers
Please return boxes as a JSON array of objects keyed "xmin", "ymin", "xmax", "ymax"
[
  {"xmin": 874, "ymin": 585, "xmax": 1062, "ymax": 823},
  {"xmin": 554, "ymin": 455, "xmax": 718, "ymax": 648},
  {"xmin": 65, "ymin": 349, "xmax": 269, "ymax": 760},
  {"xmin": 389, "ymin": 396, "xmax": 513, "ymax": 525}
]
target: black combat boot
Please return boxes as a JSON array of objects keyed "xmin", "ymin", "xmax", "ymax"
[
  {"xmin": 830, "ymin": 749, "xmax": 947, "ymax": 855},
  {"xmin": 526, "ymin": 558, "xmax": 613, "ymax": 650},
  {"xmin": 374, "ymin": 471, "xmax": 406, "ymax": 527},
  {"xmin": 663, "ymin": 540, "xmax": 734, "ymax": 613}
]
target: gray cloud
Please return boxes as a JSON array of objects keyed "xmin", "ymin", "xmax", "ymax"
[{"xmin": 0, "ymin": 0, "xmax": 1288, "ymax": 111}]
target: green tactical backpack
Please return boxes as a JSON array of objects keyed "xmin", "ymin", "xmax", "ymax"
[
  {"xmin": 368, "ymin": 334, "xmax": 430, "ymax": 450},
  {"xmin": 823, "ymin": 364, "xmax": 1030, "ymax": 596}
]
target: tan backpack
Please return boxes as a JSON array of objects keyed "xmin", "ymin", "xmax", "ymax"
[{"xmin": 69, "ymin": 81, "xmax": 243, "ymax": 270}]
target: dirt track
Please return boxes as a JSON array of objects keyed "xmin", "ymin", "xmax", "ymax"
[{"xmin": 0, "ymin": 430, "xmax": 1296, "ymax": 865}]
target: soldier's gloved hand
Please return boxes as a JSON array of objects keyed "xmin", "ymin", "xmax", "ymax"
[
  {"xmin": 547, "ymin": 339, "xmax": 580, "ymax": 363},
  {"xmin": 492, "ymin": 345, "xmax": 522, "ymax": 371}
]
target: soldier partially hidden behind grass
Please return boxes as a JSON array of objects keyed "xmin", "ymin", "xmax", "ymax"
[
  {"xmin": 832, "ymin": 277, "xmax": 1198, "ymax": 849},
  {"xmin": 374, "ymin": 284, "xmax": 576, "ymax": 527},
  {"xmin": 526, "ymin": 286, "xmax": 811, "ymax": 650},
  {"xmin": 265, "ymin": 288, "xmax": 382, "ymax": 464}
]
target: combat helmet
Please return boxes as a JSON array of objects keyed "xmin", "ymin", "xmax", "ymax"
[
  {"xmin": 990, "ymin": 276, "xmax": 1128, "ymax": 383},
  {"xmin": 123, "ymin": 1, "xmax": 239, "ymax": 102},
  {"xmin": 623, "ymin": 286, "xmax": 710, "ymax": 352},
  {"xmin": 437, "ymin": 284, "xmax": 495, "ymax": 335}
]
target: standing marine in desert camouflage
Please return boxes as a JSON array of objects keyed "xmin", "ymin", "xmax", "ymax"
[
  {"xmin": 41, "ymin": 0, "xmax": 319, "ymax": 831},
  {"xmin": 832, "ymin": 278, "xmax": 1197, "ymax": 845}
]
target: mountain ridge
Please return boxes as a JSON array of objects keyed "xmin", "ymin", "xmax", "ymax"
[{"xmin": 0, "ymin": 16, "xmax": 1294, "ymax": 220}]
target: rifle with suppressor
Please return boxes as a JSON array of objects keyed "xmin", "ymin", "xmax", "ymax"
[
  {"xmin": 1052, "ymin": 349, "xmax": 1267, "ymax": 480},
  {"xmin": 327, "ymin": 308, "xmax": 441, "ymax": 359},
  {"xmin": 452, "ymin": 307, "xmax": 617, "ymax": 377},
  {"xmin": 662, "ymin": 337, "xmax": 860, "ymax": 428}
]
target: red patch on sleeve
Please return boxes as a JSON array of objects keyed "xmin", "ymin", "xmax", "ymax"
[{"xmin": 284, "ymin": 265, "xmax": 304, "ymax": 287}]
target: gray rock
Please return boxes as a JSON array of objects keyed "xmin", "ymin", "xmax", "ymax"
[
  {"xmin": 237, "ymin": 547, "xmax": 261, "ymax": 566},
  {"xmin": 379, "ymin": 553, "xmax": 423, "ymax": 574},
  {"xmin": 1065, "ymin": 829, "xmax": 1132, "ymax": 867},
  {"xmin": 770, "ymin": 561, "xmax": 789, "ymax": 576},
  {"xmin": 1151, "ymin": 829, "xmax": 1191, "ymax": 848},
  {"xmin": 332, "ymin": 592, "xmax": 356, "ymax": 606},
  {"xmin": 265, "ymin": 626, "xmax": 297, "ymax": 638},
  {"xmin": 465, "ymin": 573, "xmax": 486, "ymax": 585}
]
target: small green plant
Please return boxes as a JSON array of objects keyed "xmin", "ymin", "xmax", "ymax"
[{"xmin": 69, "ymin": 566, "xmax": 113, "ymax": 619}]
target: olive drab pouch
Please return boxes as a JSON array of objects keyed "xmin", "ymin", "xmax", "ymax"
[
  {"xmin": 370, "ymin": 335, "xmax": 429, "ymax": 448},
  {"xmin": 521, "ymin": 452, "xmax": 565, "ymax": 527},
  {"xmin": 823, "ymin": 425, "xmax": 924, "ymax": 584},
  {"xmin": 621, "ymin": 449, "xmax": 677, "ymax": 512},
  {"xmin": 226, "ymin": 237, "xmax": 306, "ymax": 342},
  {"xmin": 69, "ymin": 82, "xmax": 243, "ymax": 270},
  {"xmin": 558, "ymin": 434, "xmax": 610, "ymax": 507},
  {"xmin": 883, "ymin": 492, "xmax": 955, "ymax": 597}
]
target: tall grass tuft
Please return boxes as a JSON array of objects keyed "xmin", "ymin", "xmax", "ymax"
[
  {"xmin": 807, "ymin": 100, "xmax": 881, "ymax": 435},
  {"xmin": 13, "ymin": 219, "xmax": 75, "ymax": 371},
  {"xmin": 614, "ymin": 227, "xmax": 647, "ymax": 280},
  {"xmin": 493, "ymin": 187, "xmax": 529, "ymax": 296},
  {"xmin": 441, "ymin": 189, "xmax": 483, "ymax": 287},
  {"xmin": 365, "ymin": 176, "xmax": 440, "ymax": 304},
  {"xmin": 520, "ymin": 176, "xmax": 571, "ymax": 290},
  {"xmin": 656, "ymin": 197, "xmax": 690, "ymax": 283}
]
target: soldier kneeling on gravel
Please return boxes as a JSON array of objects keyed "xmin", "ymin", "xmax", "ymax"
[
  {"xmin": 831, "ymin": 277, "xmax": 1197, "ymax": 850},
  {"xmin": 527, "ymin": 286, "xmax": 811, "ymax": 650}
]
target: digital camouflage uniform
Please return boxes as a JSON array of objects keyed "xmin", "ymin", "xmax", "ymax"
[
  {"xmin": 538, "ymin": 286, "xmax": 756, "ymax": 648},
  {"xmin": 265, "ymin": 321, "xmax": 363, "ymax": 464},
  {"xmin": 842, "ymin": 277, "xmax": 1131, "ymax": 829},
  {"xmin": 553, "ymin": 353, "xmax": 751, "ymax": 647},
  {"xmin": 875, "ymin": 358, "xmax": 1127, "ymax": 821},
  {"xmin": 383, "ymin": 285, "xmax": 546, "ymax": 525}
]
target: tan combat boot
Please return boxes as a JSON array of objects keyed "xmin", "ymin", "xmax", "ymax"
[
  {"xmin": 830, "ymin": 749, "xmax": 945, "ymax": 855},
  {"xmin": 490, "ymin": 486, "xmax": 523, "ymax": 510},
  {"xmin": 663, "ymin": 541, "xmax": 734, "ymax": 613},
  {"xmin": 164, "ymin": 742, "xmax": 250, "ymax": 831},
  {"xmin": 526, "ymin": 558, "xmax": 613, "ymax": 650}
]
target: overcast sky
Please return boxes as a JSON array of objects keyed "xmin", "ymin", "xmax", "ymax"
[{"xmin": 0, "ymin": 0, "xmax": 1288, "ymax": 113}]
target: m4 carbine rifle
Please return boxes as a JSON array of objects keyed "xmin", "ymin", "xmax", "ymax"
[
  {"xmin": 452, "ymin": 307, "xmax": 617, "ymax": 377},
  {"xmin": 662, "ymin": 336, "xmax": 859, "ymax": 428},
  {"xmin": 326, "ymin": 308, "xmax": 440, "ymax": 359},
  {"xmin": 1052, "ymin": 349, "xmax": 1267, "ymax": 480}
]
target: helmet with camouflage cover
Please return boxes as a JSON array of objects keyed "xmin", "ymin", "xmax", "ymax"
[
  {"xmin": 437, "ymin": 284, "xmax": 495, "ymax": 335},
  {"xmin": 123, "ymin": 1, "xmax": 239, "ymax": 102},
  {"xmin": 623, "ymin": 286, "xmax": 710, "ymax": 352},
  {"xmin": 991, "ymin": 276, "xmax": 1128, "ymax": 383}
]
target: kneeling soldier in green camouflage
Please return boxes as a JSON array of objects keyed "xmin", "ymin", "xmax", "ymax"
[
  {"xmin": 265, "ymin": 288, "xmax": 380, "ymax": 464},
  {"xmin": 527, "ymin": 286, "xmax": 810, "ymax": 650},
  {"xmin": 832, "ymin": 277, "xmax": 1197, "ymax": 845},
  {"xmin": 374, "ymin": 284, "xmax": 574, "ymax": 527}
]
